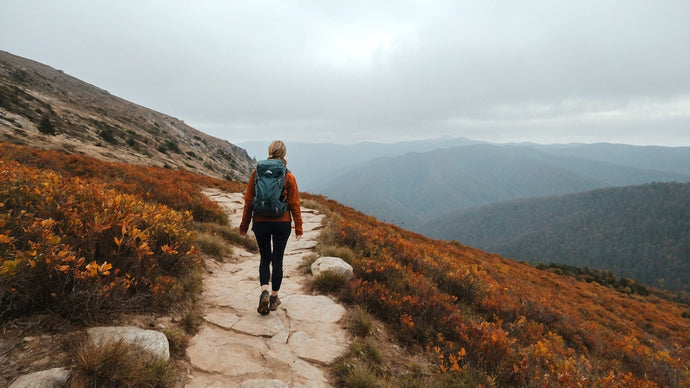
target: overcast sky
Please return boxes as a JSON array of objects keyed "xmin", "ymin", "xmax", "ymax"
[{"xmin": 2, "ymin": 1, "xmax": 689, "ymax": 146}]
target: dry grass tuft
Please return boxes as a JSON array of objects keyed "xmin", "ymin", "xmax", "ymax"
[
  {"xmin": 195, "ymin": 221, "xmax": 258, "ymax": 253},
  {"xmin": 196, "ymin": 231, "xmax": 233, "ymax": 257},
  {"xmin": 181, "ymin": 310, "xmax": 202, "ymax": 334},
  {"xmin": 66, "ymin": 338, "xmax": 174, "ymax": 387},
  {"xmin": 298, "ymin": 254, "xmax": 320, "ymax": 274},
  {"xmin": 163, "ymin": 328, "xmax": 189, "ymax": 358},
  {"xmin": 300, "ymin": 198, "xmax": 330, "ymax": 214},
  {"xmin": 351, "ymin": 337, "xmax": 385, "ymax": 366},
  {"xmin": 318, "ymin": 244, "xmax": 355, "ymax": 263},
  {"xmin": 338, "ymin": 360, "xmax": 381, "ymax": 388},
  {"xmin": 311, "ymin": 270, "xmax": 350, "ymax": 294},
  {"xmin": 348, "ymin": 306, "xmax": 375, "ymax": 338}
]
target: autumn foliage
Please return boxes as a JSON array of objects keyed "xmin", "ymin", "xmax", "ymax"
[
  {"xmin": 308, "ymin": 195, "xmax": 690, "ymax": 387},
  {"xmin": 2, "ymin": 141, "xmax": 689, "ymax": 386},
  {"xmin": 0, "ymin": 142, "xmax": 242, "ymax": 320}
]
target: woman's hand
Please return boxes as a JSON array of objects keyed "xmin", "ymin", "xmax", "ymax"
[{"xmin": 296, "ymin": 234, "xmax": 302, "ymax": 241}]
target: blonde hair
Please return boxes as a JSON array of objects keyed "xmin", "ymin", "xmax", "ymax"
[{"xmin": 268, "ymin": 140, "xmax": 287, "ymax": 165}]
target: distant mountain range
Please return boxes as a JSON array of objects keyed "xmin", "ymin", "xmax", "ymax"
[
  {"xmin": 0, "ymin": 50, "xmax": 254, "ymax": 180},
  {"xmin": 238, "ymin": 136, "xmax": 482, "ymax": 190},
  {"xmin": 421, "ymin": 181, "xmax": 690, "ymax": 292},
  {"xmin": 268, "ymin": 141, "xmax": 689, "ymax": 228}
]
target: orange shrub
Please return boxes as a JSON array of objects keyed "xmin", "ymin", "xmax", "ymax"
[
  {"xmin": 0, "ymin": 142, "xmax": 243, "ymax": 223},
  {"xmin": 0, "ymin": 142, "xmax": 242, "ymax": 321}
]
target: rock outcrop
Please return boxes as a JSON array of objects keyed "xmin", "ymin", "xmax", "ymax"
[{"xmin": 0, "ymin": 50, "xmax": 255, "ymax": 180}]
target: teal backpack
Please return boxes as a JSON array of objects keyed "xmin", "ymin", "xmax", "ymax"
[{"xmin": 253, "ymin": 159, "xmax": 288, "ymax": 217}]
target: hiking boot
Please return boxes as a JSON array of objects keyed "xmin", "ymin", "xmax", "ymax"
[
  {"xmin": 257, "ymin": 290, "xmax": 270, "ymax": 315},
  {"xmin": 269, "ymin": 295, "xmax": 281, "ymax": 311}
]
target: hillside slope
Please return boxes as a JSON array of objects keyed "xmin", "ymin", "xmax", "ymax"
[
  {"xmin": 422, "ymin": 182, "xmax": 690, "ymax": 292},
  {"xmin": 318, "ymin": 144, "xmax": 689, "ymax": 228},
  {"xmin": 0, "ymin": 50, "xmax": 254, "ymax": 180},
  {"xmin": 317, "ymin": 195, "xmax": 690, "ymax": 386}
]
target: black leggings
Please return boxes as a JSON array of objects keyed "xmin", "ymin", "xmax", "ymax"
[{"xmin": 252, "ymin": 221, "xmax": 292, "ymax": 291}]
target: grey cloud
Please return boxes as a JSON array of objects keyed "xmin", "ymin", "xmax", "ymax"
[{"xmin": 1, "ymin": 0, "xmax": 688, "ymax": 145}]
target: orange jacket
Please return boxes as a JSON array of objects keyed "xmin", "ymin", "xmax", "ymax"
[{"xmin": 239, "ymin": 168, "xmax": 303, "ymax": 236}]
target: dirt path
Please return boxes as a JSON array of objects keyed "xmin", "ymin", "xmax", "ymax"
[{"xmin": 184, "ymin": 189, "xmax": 349, "ymax": 388}]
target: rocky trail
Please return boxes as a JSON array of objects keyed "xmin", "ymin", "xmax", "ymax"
[{"xmin": 185, "ymin": 189, "xmax": 350, "ymax": 387}]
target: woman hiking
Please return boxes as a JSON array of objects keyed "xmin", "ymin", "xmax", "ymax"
[{"xmin": 240, "ymin": 140, "xmax": 303, "ymax": 315}]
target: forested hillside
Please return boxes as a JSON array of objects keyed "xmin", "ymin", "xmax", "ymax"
[
  {"xmin": 422, "ymin": 182, "xmax": 690, "ymax": 293},
  {"xmin": 318, "ymin": 144, "xmax": 689, "ymax": 228}
]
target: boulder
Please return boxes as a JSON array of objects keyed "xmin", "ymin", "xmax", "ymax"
[
  {"xmin": 8, "ymin": 367, "xmax": 69, "ymax": 388},
  {"xmin": 87, "ymin": 326, "xmax": 170, "ymax": 361},
  {"xmin": 310, "ymin": 257, "xmax": 353, "ymax": 280}
]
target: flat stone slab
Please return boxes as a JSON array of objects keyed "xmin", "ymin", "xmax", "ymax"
[
  {"xmin": 266, "ymin": 342, "xmax": 329, "ymax": 385},
  {"xmin": 289, "ymin": 330, "xmax": 345, "ymax": 365},
  {"xmin": 187, "ymin": 326, "xmax": 269, "ymax": 376},
  {"xmin": 232, "ymin": 313, "xmax": 285, "ymax": 337},
  {"xmin": 205, "ymin": 311, "xmax": 240, "ymax": 329},
  {"xmin": 282, "ymin": 295, "xmax": 347, "ymax": 323}
]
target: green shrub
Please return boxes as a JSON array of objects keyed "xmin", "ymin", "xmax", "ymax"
[
  {"xmin": 38, "ymin": 115, "xmax": 55, "ymax": 135},
  {"xmin": 98, "ymin": 127, "xmax": 117, "ymax": 144}
]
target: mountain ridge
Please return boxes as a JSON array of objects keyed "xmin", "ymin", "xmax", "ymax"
[
  {"xmin": 315, "ymin": 143, "xmax": 690, "ymax": 228},
  {"xmin": 0, "ymin": 50, "xmax": 254, "ymax": 180}
]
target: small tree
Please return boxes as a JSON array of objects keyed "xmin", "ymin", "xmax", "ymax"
[{"xmin": 38, "ymin": 115, "xmax": 56, "ymax": 135}]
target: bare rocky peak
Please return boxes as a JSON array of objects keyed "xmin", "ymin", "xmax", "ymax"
[{"xmin": 0, "ymin": 50, "xmax": 254, "ymax": 181}]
